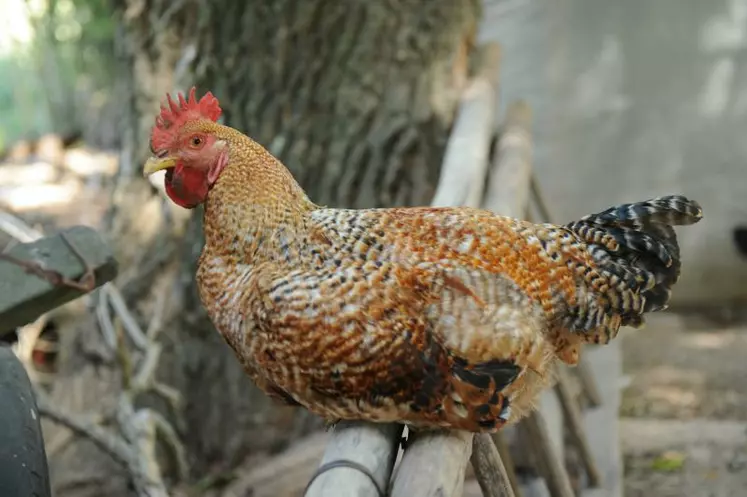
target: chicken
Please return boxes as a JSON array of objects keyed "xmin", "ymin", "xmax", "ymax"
[{"xmin": 143, "ymin": 88, "xmax": 703, "ymax": 432}]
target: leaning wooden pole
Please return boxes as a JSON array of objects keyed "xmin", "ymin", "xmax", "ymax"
[{"xmin": 471, "ymin": 434, "xmax": 516, "ymax": 497}]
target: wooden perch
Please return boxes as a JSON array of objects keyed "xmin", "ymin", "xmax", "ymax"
[
  {"xmin": 390, "ymin": 430, "xmax": 473, "ymax": 497},
  {"xmin": 482, "ymin": 100, "xmax": 532, "ymax": 219},
  {"xmin": 305, "ymin": 422, "xmax": 400, "ymax": 497},
  {"xmin": 0, "ymin": 226, "xmax": 118, "ymax": 334}
]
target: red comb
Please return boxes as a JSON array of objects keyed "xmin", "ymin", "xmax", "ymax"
[{"xmin": 151, "ymin": 87, "xmax": 222, "ymax": 151}]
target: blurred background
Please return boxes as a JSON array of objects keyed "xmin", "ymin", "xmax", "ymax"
[{"xmin": 0, "ymin": 0, "xmax": 745, "ymax": 496}]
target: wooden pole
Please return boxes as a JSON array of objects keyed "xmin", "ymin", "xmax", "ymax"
[
  {"xmin": 554, "ymin": 370, "xmax": 602, "ymax": 487},
  {"xmin": 519, "ymin": 411, "xmax": 575, "ymax": 497},
  {"xmin": 493, "ymin": 433, "xmax": 524, "ymax": 497},
  {"xmin": 390, "ymin": 430, "xmax": 473, "ymax": 497},
  {"xmin": 304, "ymin": 422, "xmax": 400, "ymax": 497},
  {"xmin": 471, "ymin": 434, "xmax": 517, "ymax": 497}
]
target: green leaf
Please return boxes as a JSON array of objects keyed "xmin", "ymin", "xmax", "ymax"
[{"xmin": 651, "ymin": 450, "xmax": 686, "ymax": 472}]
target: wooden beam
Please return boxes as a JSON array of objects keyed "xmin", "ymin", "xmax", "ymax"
[
  {"xmin": 481, "ymin": 100, "xmax": 532, "ymax": 218},
  {"xmin": 0, "ymin": 226, "xmax": 118, "ymax": 334}
]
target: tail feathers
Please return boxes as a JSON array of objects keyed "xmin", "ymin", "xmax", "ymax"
[
  {"xmin": 579, "ymin": 195, "xmax": 703, "ymax": 229},
  {"xmin": 567, "ymin": 195, "xmax": 703, "ymax": 327}
]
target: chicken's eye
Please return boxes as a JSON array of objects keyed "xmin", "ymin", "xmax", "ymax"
[{"xmin": 190, "ymin": 136, "xmax": 203, "ymax": 148}]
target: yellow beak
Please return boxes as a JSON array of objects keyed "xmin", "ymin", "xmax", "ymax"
[{"xmin": 143, "ymin": 156, "xmax": 176, "ymax": 177}]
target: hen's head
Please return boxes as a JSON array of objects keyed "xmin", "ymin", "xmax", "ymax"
[{"xmin": 143, "ymin": 87, "xmax": 228, "ymax": 208}]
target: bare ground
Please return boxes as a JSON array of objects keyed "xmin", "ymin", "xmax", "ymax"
[{"xmin": 620, "ymin": 312, "xmax": 747, "ymax": 496}]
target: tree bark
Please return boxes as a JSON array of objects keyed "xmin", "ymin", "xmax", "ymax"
[
  {"xmin": 48, "ymin": 0, "xmax": 482, "ymax": 493},
  {"xmin": 192, "ymin": 0, "xmax": 479, "ymax": 208}
]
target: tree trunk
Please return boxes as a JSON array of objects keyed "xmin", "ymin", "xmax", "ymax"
[
  {"xmin": 48, "ymin": 1, "xmax": 481, "ymax": 493},
  {"xmin": 192, "ymin": 0, "xmax": 479, "ymax": 208}
]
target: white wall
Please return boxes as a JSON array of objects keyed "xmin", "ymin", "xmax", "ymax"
[{"xmin": 480, "ymin": 0, "xmax": 747, "ymax": 307}]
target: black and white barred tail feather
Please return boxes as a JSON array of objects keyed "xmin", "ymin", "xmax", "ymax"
[{"xmin": 567, "ymin": 195, "xmax": 703, "ymax": 329}]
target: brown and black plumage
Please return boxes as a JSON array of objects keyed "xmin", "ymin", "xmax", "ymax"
[{"xmin": 143, "ymin": 88, "xmax": 704, "ymax": 432}]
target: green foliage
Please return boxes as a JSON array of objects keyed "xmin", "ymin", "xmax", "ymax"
[
  {"xmin": 0, "ymin": 52, "xmax": 51, "ymax": 148},
  {"xmin": 651, "ymin": 450, "xmax": 686, "ymax": 472},
  {"xmin": 0, "ymin": 0, "xmax": 117, "ymax": 149}
]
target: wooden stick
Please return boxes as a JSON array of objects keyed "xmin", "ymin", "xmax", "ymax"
[
  {"xmin": 390, "ymin": 430, "xmax": 473, "ymax": 497},
  {"xmin": 431, "ymin": 42, "xmax": 502, "ymax": 208},
  {"xmin": 492, "ymin": 432, "xmax": 524, "ymax": 497},
  {"xmin": 528, "ymin": 174, "xmax": 553, "ymax": 226},
  {"xmin": 482, "ymin": 101, "xmax": 532, "ymax": 219},
  {"xmin": 554, "ymin": 370, "xmax": 602, "ymax": 487},
  {"xmin": 574, "ymin": 356, "xmax": 603, "ymax": 408},
  {"xmin": 304, "ymin": 422, "xmax": 401, "ymax": 497},
  {"xmin": 471, "ymin": 433, "xmax": 516, "ymax": 497},
  {"xmin": 519, "ymin": 411, "xmax": 575, "ymax": 497}
]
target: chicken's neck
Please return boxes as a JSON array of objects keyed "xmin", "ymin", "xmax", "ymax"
[
  {"xmin": 202, "ymin": 148, "xmax": 315, "ymax": 262},
  {"xmin": 197, "ymin": 139, "xmax": 318, "ymax": 318}
]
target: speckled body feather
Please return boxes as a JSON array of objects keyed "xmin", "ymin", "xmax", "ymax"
[{"xmin": 159, "ymin": 117, "xmax": 703, "ymax": 432}]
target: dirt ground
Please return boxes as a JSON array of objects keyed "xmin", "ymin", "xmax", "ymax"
[{"xmin": 620, "ymin": 312, "xmax": 747, "ymax": 497}]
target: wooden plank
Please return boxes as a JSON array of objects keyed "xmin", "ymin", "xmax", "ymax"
[
  {"xmin": 305, "ymin": 422, "xmax": 400, "ymax": 497},
  {"xmin": 389, "ymin": 430, "xmax": 473, "ymax": 497},
  {"xmin": 0, "ymin": 226, "xmax": 118, "ymax": 334},
  {"xmin": 493, "ymin": 432, "xmax": 524, "ymax": 497}
]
